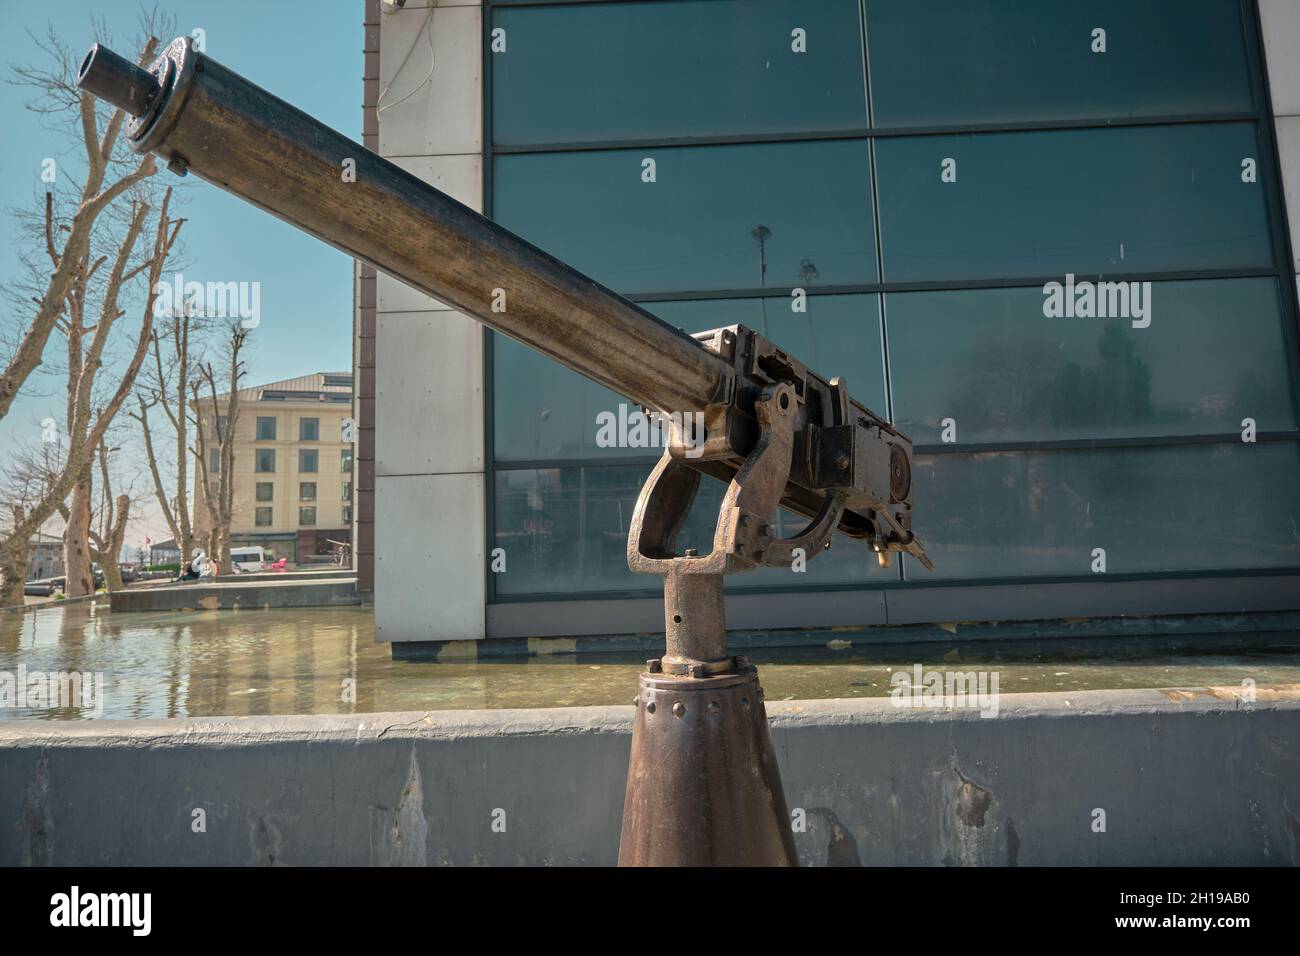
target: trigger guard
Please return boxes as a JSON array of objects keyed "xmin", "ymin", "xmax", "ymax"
[{"xmin": 760, "ymin": 493, "xmax": 847, "ymax": 567}]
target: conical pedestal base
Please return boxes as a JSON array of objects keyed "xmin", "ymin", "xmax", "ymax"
[{"xmin": 618, "ymin": 660, "xmax": 797, "ymax": 866}]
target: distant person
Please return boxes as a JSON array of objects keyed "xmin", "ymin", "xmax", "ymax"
[{"xmin": 174, "ymin": 549, "xmax": 208, "ymax": 583}]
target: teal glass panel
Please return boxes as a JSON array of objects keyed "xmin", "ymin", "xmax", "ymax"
[
  {"xmin": 493, "ymin": 332, "xmax": 634, "ymax": 463},
  {"xmin": 866, "ymin": 0, "xmax": 1254, "ymax": 127},
  {"xmin": 493, "ymin": 0, "xmax": 867, "ymax": 145},
  {"xmin": 887, "ymin": 278, "xmax": 1298, "ymax": 443},
  {"xmin": 493, "ymin": 140, "xmax": 876, "ymax": 295},
  {"xmin": 905, "ymin": 442, "xmax": 1300, "ymax": 580},
  {"xmin": 875, "ymin": 123, "xmax": 1272, "ymax": 283}
]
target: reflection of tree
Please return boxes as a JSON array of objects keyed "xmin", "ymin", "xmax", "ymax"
[
  {"xmin": 939, "ymin": 335, "xmax": 1058, "ymax": 435},
  {"xmin": 1049, "ymin": 325, "xmax": 1153, "ymax": 431},
  {"xmin": 0, "ymin": 612, "xmax": 23, "ymax": 651},
  {"xmin": 1231, "ymin": 368, "xmax": 1278, "ymax": 425},
  {"xmin": 938, "ymin": 323, "xmax": 1155, "ymax": 438}
]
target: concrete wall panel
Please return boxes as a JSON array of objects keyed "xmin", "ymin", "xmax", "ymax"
[
  {"xmin": 376, "ymin": 310, "xmax": 484, "ymax": 476},
  {"xmin": 2, "ymin": 690, "xmax": 1295, "ymax": 866},
  {"xmin": 1275, "ymin": 115, "xmax": 1300, "ymax": 273},
  {"xmin": 1260, "ymin": 0, "xmax": 1300, "ymax": 117},
  {"xmin": 375, "ymin": 473, "xmax": 485, "ymax": 641},
  {"xmin": 372, "ymin": 0, "xmax": 486, "ymax": 639},
  {"xmin": 378, "ymin": 3, "xmax": 481, "ymax": 157},
  {"xmin": 1260, "ymin": 1, "xmax": 1300, "ymax": 273}
]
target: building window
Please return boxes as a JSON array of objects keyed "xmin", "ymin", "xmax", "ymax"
[
  {"xmin": 255, "ymin": 507, "xmax": 273, "ymax": 527},
  {"xmin": 491, "ymin": 0, "xmax": 867, "ymax": 145},
  {"xmin": 256, "ymin": 482, "xmax": 273, "ymax": 502},
  {"xmin": 865, "ymin": 0, "xmax": 1252, "ymax": 129},
  {"xmin": 208, "ymin": 448, "xmax": 220, "ymax": 473},
  {"xmin": 886, "ymin": 279, "xmax": 1296, "ymax": 445},
  {"xmin": 493, "ymin": 139, "xmax": 875, "ymax": 295},
  {"xmin": 255, "ymin": 449, "xmax": 276, "ymax": 473},
  {"xmin": 299, "ymin": 417, "xmax": 320, "ymax": 441},
  {"xmin": 341, "ymin": 448, "xmax": 353, "ymax": 472},
  {"xmin": 873, "ymin": 123, "xmax": 1269, "ymax": 283},
  {"xmin": 342, "ymin": 481, "xmax": 351, "ymax": 500},
  {"xmin": 299, "ymin": 482, "xmax": 317, "ymax": 502},
  {"xmin": 256, "ymin": 416, "xmax": 277, "ymax": 440},
  {"xmin": 215, "ymin": 415, "xmax": 227, "ymax": 438},
  {"xmin": 299, "ymin": 449, "xmax": 318, "ymax": 473},
  {"xmin": 342, "ymin": 505, "xmax": 352, "ymax": 524},
  {"xmin": 299, "ymin": 507, "xmax": 316, "ymax": 527}
]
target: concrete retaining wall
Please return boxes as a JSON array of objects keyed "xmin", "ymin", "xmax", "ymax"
[
  {"xmin": 108, "ymin": 577, "xmax": 359, "ymax": 612},
  {"xmin": 2, "ymin": 688, "xmax": 1297, "ymax": 866}
]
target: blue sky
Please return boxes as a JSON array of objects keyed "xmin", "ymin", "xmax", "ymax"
[{"xmin": 0, "ymin": 1, "xmax": 360, "ymax": 546}]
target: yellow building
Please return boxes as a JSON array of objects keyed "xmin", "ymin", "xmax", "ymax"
[{"xmin": 194, "ymin": 372, "xmax": 354, "ymax": 566}]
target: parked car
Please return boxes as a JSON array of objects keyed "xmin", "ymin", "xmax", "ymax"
[{"xmin": 229, "ymin": 546, "xmax": 266, "ymax": 574}]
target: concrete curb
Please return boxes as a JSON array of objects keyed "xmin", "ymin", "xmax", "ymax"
[{"xmin": 3, "ymin": 685, "xmax": 1295, "ymax": 745}]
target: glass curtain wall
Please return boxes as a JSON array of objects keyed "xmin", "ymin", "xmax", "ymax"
[{"xmin": 486, "ymin": 0, "xmax": 1300, "ymax": 600}]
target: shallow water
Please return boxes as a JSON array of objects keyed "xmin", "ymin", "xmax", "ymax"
[{"xmin": 1, "ymin": 602, "xmax": 1297, "ymax": 721}]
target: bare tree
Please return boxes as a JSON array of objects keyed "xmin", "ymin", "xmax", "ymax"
[
  {"xmin": 1, "ymin": 28, "xmax": 159, "ymax": 422},
  {"xmin": 88, "ymin": 438, "xmax": 133, "ymax": 591},
  {"xmin": 53, "ymin": 434, "xmax": 137, "ymax": 592},
  {"xmin": 57, "ymin": 187, "xmax": 180, "ymax": 597},
  {"xmin": 0, "ymin": 23, "xmax": 182, "ymax": 605},
  {"xmin": 0, "ymin": 438, "xmax": 65, "ymax": 595},
  {"xmin": 192, "ymin": 323, "xmax": 249, "ymax": 573},
  {"xmin": 130, "ymin": 295, "xmax": 200, "ymax": 567}
]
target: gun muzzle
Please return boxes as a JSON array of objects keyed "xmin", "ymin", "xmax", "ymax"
[{"xmin": 77, "ymin": 43, "xmax": 162, "ymax": 118}]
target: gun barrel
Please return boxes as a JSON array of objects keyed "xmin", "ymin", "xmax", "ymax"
[{"xmin": 78, "ymin": 37, "xmax": 730, "ymax": 416}]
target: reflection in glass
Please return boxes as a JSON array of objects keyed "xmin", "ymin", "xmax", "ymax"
[
  {"xmin": 494, "ymin": 140, "xmax": 876, "ymax": 295},
  {"xmin": 493, "ymin": 0, "xmax": 867, "ymax": 145},
  {"xmin": 866, "ymin": 0, "xmax": 1254, "ymax": 128},
  {"xmin": 875, "ymin": 123, "xmax": 1272, "ymax": 282},
  {"xmin": 888, "ymin": 278, "xmax": 1297, "ymax": 443},
  {"xmin": 905, "ymin": 442, "xmax": 1300, "ymax": 579}
]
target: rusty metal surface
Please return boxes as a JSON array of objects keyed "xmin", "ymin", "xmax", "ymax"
[
  {"xmin": 619, "ymin": 662, "xmax": 796, "ymax": 867},
  {"xmin": 620, "ymin": 385, "xmax": 821, "ymax": 866}
]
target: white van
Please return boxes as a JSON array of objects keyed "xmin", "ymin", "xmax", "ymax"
[{"xmin": 229, "ymin": 546, "xmax": 266, "ymax": 574}]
